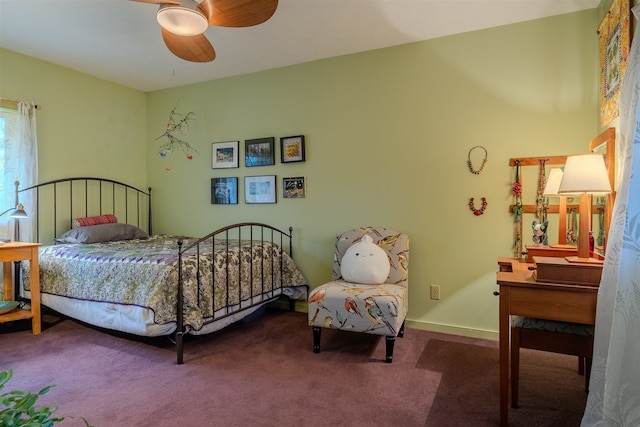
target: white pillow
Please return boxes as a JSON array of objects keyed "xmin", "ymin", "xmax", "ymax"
[{"xmin": 340, "ymin": 235, "xmax": 390, "ymax": 284}]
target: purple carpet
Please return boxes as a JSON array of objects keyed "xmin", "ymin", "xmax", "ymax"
[{"xmin": 0, "ymin": 309, "xmax": 587, "ymax": 426}]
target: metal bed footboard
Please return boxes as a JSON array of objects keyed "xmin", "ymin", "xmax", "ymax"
[{"xmin": 176, "ymin": 222, "xmax": 294, "ymax": 364}]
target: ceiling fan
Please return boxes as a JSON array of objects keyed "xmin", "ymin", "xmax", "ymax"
[{"xmin": 131, "ymin": 0, "xmax": 278, "ymax": 63}]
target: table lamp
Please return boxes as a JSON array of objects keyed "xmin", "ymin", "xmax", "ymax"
[
  {"xmin": 542, "ymin": 168, "xmax": 569, "ymax": 246},
  {"xmin": 558, "ymin": 154, "xmax": 611, "ymax": 263}
]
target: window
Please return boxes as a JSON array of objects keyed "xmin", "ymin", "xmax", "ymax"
[{"xmin": 0, "ymin": 102, "xmax": 38, "ymax": 242}]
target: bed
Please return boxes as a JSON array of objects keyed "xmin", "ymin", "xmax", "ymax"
[{"xmin": 16, "ymin": 177, "xmax": 308, "ymax": 363}]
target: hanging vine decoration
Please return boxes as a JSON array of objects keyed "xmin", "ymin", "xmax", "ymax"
[
  {"xmin": 511, "ymin": 161, "xmax": 524, "ymax": 220},
  {"xmin": 512, "ymin": 160, "xmax": 524, "ymax": 258},
  {"xmin": 536, "ymin": 159, "xmax": 547, "ymax": 222},
  {"xmin": 156, "ymin": 104, "xmax": 199, "ymax": 160}
]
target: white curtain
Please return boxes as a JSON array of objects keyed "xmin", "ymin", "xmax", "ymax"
[
  {"xmin": 0, "ymin": 101, "xmax": 38, "ymax": 243},
  {"xmin": 581, "ymin": 5, "xmax": 640, "ymax": 426}
]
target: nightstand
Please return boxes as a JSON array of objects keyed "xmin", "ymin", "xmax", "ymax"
[{"xmin": 0, "ymin": 242, "xmax": 41, "ymax": 334}]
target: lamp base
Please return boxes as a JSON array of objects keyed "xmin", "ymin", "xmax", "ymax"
[{"xmin": 564, "ymin": 256, "xmax": 604, "ymax": 265}]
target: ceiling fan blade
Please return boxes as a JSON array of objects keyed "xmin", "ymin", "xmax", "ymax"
[
  {"xmin": 130, "ymin": 0, "xmax": 181, "ymax": 5},
  {"xmin": 199, "ymin": 0, "xmax": 278, "ymax": 27},
  {"xmin": 161, "ymin": 28, "xmax": 216, "ymax": 62}
]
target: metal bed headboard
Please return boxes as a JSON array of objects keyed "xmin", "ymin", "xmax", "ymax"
[{"xmin": 18, "ymin": 177, "xmax": 152, "ymax": 243}]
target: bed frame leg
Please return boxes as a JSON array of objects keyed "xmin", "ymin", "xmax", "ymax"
[{"xmin": 176, "ymin": 331, "xmax": 184, "ymax": 365}]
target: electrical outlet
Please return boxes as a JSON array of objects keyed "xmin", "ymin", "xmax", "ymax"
[{"xmin": 430, "ymin": 284, "xmax": 441, "ymax": 300}]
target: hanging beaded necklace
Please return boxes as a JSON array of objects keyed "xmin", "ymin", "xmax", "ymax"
[
  {"xmin": 469, "ymin": 197, "xmax": 488, "ymax": 215},
  {"xmin": 467, "ymin": 146, "xmax": 488, "ymax": 175}
]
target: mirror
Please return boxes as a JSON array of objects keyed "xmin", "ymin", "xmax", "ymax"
[
  {"xmin": 589, "ymin": 128, "xmax": 616, "ymax": 255},
  {"xmin": 509, "ymin": 127, "xmax": 616, "ymax": 261}
]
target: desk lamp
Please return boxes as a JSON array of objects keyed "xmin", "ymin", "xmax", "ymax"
[
  {"xmin": 558, "ymin": 154, "xmax": 611, "ymax": 263},
  {"xmin": 0, "ymin": 181, "xmax": 28, "ymax": 242},
  {"xmin": 0, "ymin": 204, "xmax": 28, "ymax": 219}
]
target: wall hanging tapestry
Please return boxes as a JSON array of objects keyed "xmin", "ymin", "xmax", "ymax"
[{"xmin": 599, "ymin": 0, "xmax": 630, "ymax": 127}]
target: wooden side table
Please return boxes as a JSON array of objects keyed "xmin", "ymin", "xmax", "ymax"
[{"xmin": 0, "ymin": 242, "xmax": 41, "ymax": 334}]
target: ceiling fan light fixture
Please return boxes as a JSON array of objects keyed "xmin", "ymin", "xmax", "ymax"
[{"xmin": 157, "ymin": 2, "xmax": 208, "ymax": 36}]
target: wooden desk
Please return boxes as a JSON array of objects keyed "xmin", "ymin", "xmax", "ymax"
[
  {"xmin": 0, "ymin": 242, "xmax": 41, "ymax": 334},
  {"xmin": 496, "ymin": 257, "xmax": 598, "ymax": 426}
]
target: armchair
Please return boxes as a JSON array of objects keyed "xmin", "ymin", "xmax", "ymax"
[{"xmin": 308, "ymin": 227, "xmax": 409, "ymax": 363}]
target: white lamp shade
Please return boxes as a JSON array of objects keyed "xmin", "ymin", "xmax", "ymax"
[
  {"xmin": 558, "ymin": 154, "xmax": 612, "ymax": 195},
  {"xmin": 157, "ymin": 2, "xmax": 208, "ymax": 36},
  {"xmin": 543, "ymin": 168, "xmax": 564, "ymax": 196}
]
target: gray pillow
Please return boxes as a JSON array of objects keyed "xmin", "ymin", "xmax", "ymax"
[{"xmin": 55, "ymin": 223, "xmax": 148, "ymax": 244}]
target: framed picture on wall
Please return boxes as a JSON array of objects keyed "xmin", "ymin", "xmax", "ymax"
[
  {"xmin": 280, "ymin": 135, "xmax": 305, "ymax": 163},
  {"xmin": 211, "ymin": 177, "xmax": 238, "ymax": 204},
  {"xmin": 283, "ymin": 176, "xmax": 306, "ymax": 198},
  {"xmin": 245, "ymin": 137, "xmax": 275, "ymax": 167},
  {"xmin": 212, "ymin": 141, "xmax": 239, "ymax": 169},
  {"xmin": 245, "ymin": 175, "xmax": 276, "ymax": 203}
]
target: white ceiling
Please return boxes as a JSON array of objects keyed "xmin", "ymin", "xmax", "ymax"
[{"xmin": 0, "ymin": 0, "xmax": 599, "ymax": 92}]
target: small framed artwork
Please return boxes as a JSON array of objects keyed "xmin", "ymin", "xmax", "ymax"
[
  {"xmin": 245, "ymin": 175, "xmax": 276, "ymax": 204},
  {"xmin": 212, "ymin": 141, "xmax": 239, "ymax": 169},
  {"xmin": 245, "ymin": 137, "xmax": 275, "ymax": 167},
  {"xmin": 283, "ymin": 177, "xmax": 306, "ymax": 198},
  {"xmin": 211, "ymin": 177, "xmax": 238, "ymax": 204},
  {"xmin": 280, "ymin": 135, "xmax": 305, "ymax": 163}
]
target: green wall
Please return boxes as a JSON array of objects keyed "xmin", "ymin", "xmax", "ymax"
[
  {"xmin": 0, "ymin": 50, "xmax": 147, "ymax": 188},
  {"xmin": 1, "ymin": 9, "xmax": 599, "ymax": 339}
]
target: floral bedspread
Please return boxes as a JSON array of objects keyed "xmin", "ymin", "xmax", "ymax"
[{"xmin": 24, "ymin": 235, "xmax": 307, "ymax": 331}]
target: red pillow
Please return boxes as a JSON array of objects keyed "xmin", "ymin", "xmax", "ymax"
[{"xmin": 71, "ymin": 214, "xmax": 118, "ymax": 229}]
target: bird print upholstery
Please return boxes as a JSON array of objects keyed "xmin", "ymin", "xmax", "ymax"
[{"xmin": 308, "ymin": 227, "xmax": 409, "ymax": 363}]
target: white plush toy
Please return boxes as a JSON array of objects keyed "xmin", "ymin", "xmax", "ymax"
[{"xmin": 340, "ymin": 235, "xmax": 390, "ymax": 284}]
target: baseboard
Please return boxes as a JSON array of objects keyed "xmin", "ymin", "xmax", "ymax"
[
  {"xmin": 406, "ymin": 319, "xmax": 498, "ymax": 341},
  {"xmin": 292, "ymin": 304, "xmax": 498, "ymax": 341}
]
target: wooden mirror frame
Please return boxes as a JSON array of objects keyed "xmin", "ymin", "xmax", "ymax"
[
  {"xmin": 508, "ymin": 127, "xmax": 616, "ymax": 259},
  {"xmin": 589, "ymin": 128, "xmax": 616, "ymax": 252}
]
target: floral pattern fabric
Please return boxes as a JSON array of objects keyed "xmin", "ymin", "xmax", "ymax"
[
  {"xmin": 23, "ymin": 235, "xmax": 308, "ymax": 332},
  {"xmin": 309, "ymin": 227, "xmax": 409, "ymax": 337}
]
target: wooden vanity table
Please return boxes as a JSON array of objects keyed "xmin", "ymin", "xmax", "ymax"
[{"xmin": 496, "ymin": 257, "xmax": 600, "ymax": 426}]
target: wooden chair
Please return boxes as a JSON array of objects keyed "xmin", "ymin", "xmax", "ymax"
[{"xmin": 511, "ymin": 316, "xmax": 594, "ymax": 408}]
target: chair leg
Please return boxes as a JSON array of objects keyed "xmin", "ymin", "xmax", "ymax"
[
  {"xmin": 578, "ymin": 356, "xmax": 585, "ymax": 375},
  {"xmin": 398, "ymin": 320, "xmax": 406, "ymax": 338},
  {"xmin": 385, "ymin": 336, "xmax": 395, "ymax": 363},
  {"xmin": 511, "ymin": 327, "xmax": 521, "ymax": 409},
  {"xmin": 585, "ymin": 358, "xmax": 592, "ymax": 392},
  {"xmin": 312, "ymin": 326, "xmax": 321, "ymax": 353}
]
